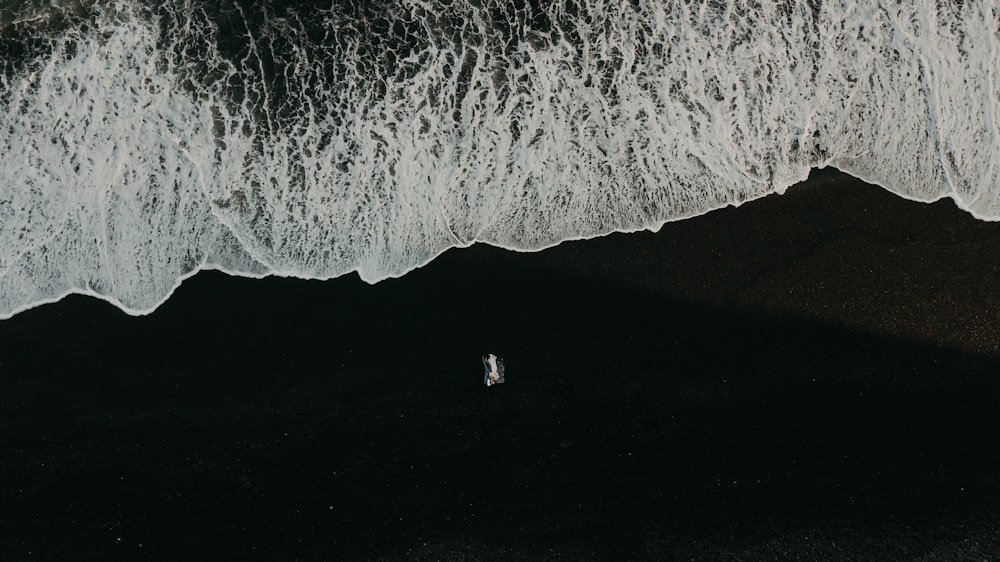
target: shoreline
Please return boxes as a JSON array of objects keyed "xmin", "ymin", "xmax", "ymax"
[{"xmin": 4, "ymin": 168, "xmax": 998, "ymax": 356}]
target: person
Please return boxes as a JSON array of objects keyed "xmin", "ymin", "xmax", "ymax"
[{"xmin": 483, "ymin": 354, "xmax": 503, "ymax": 386}]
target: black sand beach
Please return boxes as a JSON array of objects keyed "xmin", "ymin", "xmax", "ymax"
[{"xmin": 2, "ymin": 169, "xmax": 999, "ymax": 560}]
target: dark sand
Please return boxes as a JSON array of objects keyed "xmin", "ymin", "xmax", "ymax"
[{"xmin": 2, "ymin": 169, "xmax": 999, "ymax": 560}]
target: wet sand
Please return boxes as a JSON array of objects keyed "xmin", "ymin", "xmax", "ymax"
[{"xmin": 1, "ymin": 169, "xmax": 999, "ymax": 560}]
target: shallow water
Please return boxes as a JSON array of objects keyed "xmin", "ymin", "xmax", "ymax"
[{"xmin": 1, "ymin": 0, "xmax": 998, "ymax": 317}]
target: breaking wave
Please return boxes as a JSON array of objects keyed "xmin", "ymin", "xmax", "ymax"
[{"xmin": 1, "ymin": 0, "xmax": 998, "ymax": 317}]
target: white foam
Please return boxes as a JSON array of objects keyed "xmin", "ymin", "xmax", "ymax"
[{"xmin": 1, "ymin": 0, "xmax": 997, "ymax": 318}]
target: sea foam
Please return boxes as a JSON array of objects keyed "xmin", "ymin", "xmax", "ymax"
[{"xmin": 1, "ymin": 0, "xmax": 998, "ymax": 317}]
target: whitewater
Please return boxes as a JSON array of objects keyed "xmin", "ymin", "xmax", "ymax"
[{"xmin": 0, "ymin": 0, "xmax": 997, "ymax": 318}]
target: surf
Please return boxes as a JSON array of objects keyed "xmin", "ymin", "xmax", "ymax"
[{"xmin": 1, "ymin": 0, "xmax": 997, "ymax": 318}]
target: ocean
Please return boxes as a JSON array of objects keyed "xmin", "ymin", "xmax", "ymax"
[{"xmin": 1, "ymin": 0, "xmax": 997, "ymax": 318}]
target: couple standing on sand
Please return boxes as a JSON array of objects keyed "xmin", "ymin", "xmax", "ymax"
[{"xmin": 483, "ymin": 354, "xmax": 505, "ymax": 386}]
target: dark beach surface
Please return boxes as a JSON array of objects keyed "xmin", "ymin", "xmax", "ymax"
[{"xmin": 2, "ymin": 169, "xmax": 999, "ymax": 560}]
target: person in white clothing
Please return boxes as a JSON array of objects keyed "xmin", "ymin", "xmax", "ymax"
[{"xmin": 483, "ymin": 354, "xmax": 504, "ymax": 386}]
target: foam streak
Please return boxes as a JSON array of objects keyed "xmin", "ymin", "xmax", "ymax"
[{"xmin": 1, "ymin": 0, "xmax": 997, "ymax": 317}]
